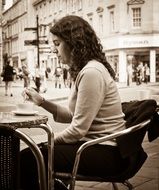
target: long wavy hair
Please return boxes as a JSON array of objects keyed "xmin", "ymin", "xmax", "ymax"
[{"xmin": 50, "ymin": 15, "xmax": 116, "ymax": 81}]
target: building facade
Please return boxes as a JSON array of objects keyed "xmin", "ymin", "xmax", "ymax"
[
  {"xmin": 2, "ymin": 0, "xmax": 159, "ymax": 84},
  {"xmin": 2, "ymin": 0, "xmax": 37, "ymax": 75},
  {"xmin": 0, "ymin": 1, "xmax": 5, "ymax": 78},
  {"xmin": 103, "ymin": 0, "xmax": 159, "ymax": 84}
]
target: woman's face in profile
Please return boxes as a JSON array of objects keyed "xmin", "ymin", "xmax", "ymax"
[{"xmin": 52, "ymin": 34, "xmax": 71, "ymax": 65}]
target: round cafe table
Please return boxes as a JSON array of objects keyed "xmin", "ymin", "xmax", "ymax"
[
  {"xmin": 0, "ymin": 112, "xmax": 54, "ymax": 190},
  {"xmin": 0, "ymin": 112, "xmax": 48, "ymax": 127}
]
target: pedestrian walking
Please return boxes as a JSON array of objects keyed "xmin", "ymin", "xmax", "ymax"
[
  {"xmin": 2, "ymin": 61, "xmax": 14, "ymax": 96},
  {"xmin": 127, "ymin": 63, "xmax": 133, "ymax": 86},
  {"xmin": 13, "ymin": 67, "xmax": 17, "ymax": 82},
  {"xmin": 20, "ymin": 15, "xmax": 128, "ymax": 190},
  {"xmin": 144, "ymin": 63, "xmax": 150, "ymax": 83},
  {"xmin": 17, "ymin": 68, "xmax": 23, "ymax": 80},
  {"xmin": 34, "ymin": 66, "xmax": 41, "ymax": 93},
  {"xmin": 54, "ymin": 65, "xmax": 63, "ymax": 88},
  {"xmin": 136, "ymin": 62, "xmax": 144, "ymax": 85},
  {"xmin": 62, "ymin": 66, "xmax": 68, "ymax": 87},
  {"xmin": 22, "ymin": 65, "xmax": 30, "ymax": 88}
]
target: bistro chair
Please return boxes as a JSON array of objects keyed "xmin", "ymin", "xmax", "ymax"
[
  {"xmin": 55, "ymin": 99, "xmax": 159, "ymax": 190},
  {"xmin": 0, "ymin": 124, "xmax": 47, "ymax": 190}
]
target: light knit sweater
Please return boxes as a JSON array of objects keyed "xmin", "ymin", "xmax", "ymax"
[{"xmin": 54, "ymin": 60, "xmax": 126, "ymax": 145}]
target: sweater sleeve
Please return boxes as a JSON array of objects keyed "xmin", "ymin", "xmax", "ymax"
[
  {"xmin": 55, "ymin": 104, "xmax": 72, "ymax": 123},
  {"xmin": 55, "ymin": 67, "xmax": 106, "ymax": 144}
]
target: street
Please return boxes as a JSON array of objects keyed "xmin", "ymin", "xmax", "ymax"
[{"xmin": 0, "ymin": 79, "xmax": 159, "ymax": 144}]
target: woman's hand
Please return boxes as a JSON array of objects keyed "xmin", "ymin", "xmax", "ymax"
[{"xmin": 22, "ymin": 88, "xmax": 44, "ymax": 106}]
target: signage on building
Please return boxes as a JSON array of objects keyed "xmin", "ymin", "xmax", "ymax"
[
  {"xmin": 121, "ymin": 37, "xmax": 150, "ymax": 48},
  {"xmin": 122, "ymin": 40, "xmax": 149, "ymax": 47},
  {"xmin": 24, "ymin": 39, "xmax": 48, "ymax": 46},
  {"xmin": 103, "ymin": 35, "xmax": 159, "ymax": 50}
]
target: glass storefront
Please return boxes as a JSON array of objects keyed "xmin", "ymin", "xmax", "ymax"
[
  {"xmin": 106, "ymin": 50, "xmax": 159, "ymax": 84},
  {"xmin": 106, "ymin": 55, "xmax": 119, "ymax": 81}
]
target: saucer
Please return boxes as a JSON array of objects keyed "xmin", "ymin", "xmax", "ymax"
[{"xmin": 12, "ymin": 110, "xmax": 38, "ymax": 116}]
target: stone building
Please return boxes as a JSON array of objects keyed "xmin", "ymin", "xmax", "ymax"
[
  {"xmin": 103, "ymin": 0, "xmax": 159, "ymax": 84},
  {"xmin": 2, "ymin": 0, "xmax": 36, "ymax": 75},
  {"xmin": 0, "ymin": 1, "xmax": 5, "ymax": 77},
  {"xmin": 2, "ymin": 0, "xmax": 159, "ymax": 84}
]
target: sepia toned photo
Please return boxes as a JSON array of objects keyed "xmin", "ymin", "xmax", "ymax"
[{"xmin": 0, "ymin": 1, "xmax": 159, "ymax": 190}]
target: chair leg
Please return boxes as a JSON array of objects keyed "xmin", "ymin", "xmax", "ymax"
[
  {"xmin": 69, "ymin": 179, "xmax": 76, "ymax": 190},
  {"xmin": 123, "ymin": 180, "xmax": 133, "ymax": 190},
  {"xmin": 112, "ymin": 183, "xmax": 119, "ymax": 190}
]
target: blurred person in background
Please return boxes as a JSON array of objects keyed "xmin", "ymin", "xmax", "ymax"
[
  {"xmin": 22, "ymin": 64, "xmax": 30, "ymax": 88},
  {"xmin": 2, "ymin": 61, "xmax": 14, "ymax": 96},
  {"xmin": 54, "ymin": 64, "xmax": 63, "ymax": 88},
  {"xmin": 34, "ymin": 65, "xmax": 41, "ymax": 93}
]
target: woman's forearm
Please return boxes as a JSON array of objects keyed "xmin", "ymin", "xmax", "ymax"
[
  {"xmin": 40, "ymin": 99, "xmax": 58, "ymax": 116},
  {"xmin": 24, "ymin": 88, "xmax": 71, "ymax": 121},
  {"xmin": 40, "ymin": 99, "xmax": 72, "ymax": 123}
]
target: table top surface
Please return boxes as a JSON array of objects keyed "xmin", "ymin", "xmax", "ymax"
[{"xmin": 0, "ymin": 113, "xmax": 48, "ymax": 128}]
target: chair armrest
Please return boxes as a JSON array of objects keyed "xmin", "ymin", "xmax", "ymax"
[{"xmin": 71, "ymin": 119, "xmax": 151, "ymax": 180}]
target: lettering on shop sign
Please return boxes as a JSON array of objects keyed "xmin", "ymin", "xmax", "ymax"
[{"xmin": 123, "ymin": 40, "xmax": 149, "ymax": 47}]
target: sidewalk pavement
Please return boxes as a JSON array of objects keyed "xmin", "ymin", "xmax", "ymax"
[
  {"xmin": 0, "ymin": 80, "xmax": 158, "ymax": 104},
  {"xmin": 0, "ymin": 80, "xmax": 159, "ymax": 190},
  {"xmin": 0, "ymin": 79, "xmax": 71, "ymax": 106}
]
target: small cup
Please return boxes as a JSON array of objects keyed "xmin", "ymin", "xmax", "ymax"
[{"xmin": 16, "ymin": 102, "xmax": 34, "ymax": 112}]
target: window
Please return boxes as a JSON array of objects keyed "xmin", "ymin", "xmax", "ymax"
[
  {"xmin": 99, "ymin": 14, "xmax": 103, "ymax": 36},
  {"xmin": 107, "ymin": 5, "xmax": 115, "ymax": 33},
  {"xmin": 78, "ymin": 0, "xmax": 82, "ymax": 10},
  {"xmin": 132, "ymin": 7, "xmax": 141, "ymax": 28},
  {"xmin": 110, "ymin": 10, "xmax": 115, "ymax": 32},
  {"xmin": 88, "ymin": 0, "xmax": 93, "ymax": 6},
  {"xmin": 88, "ymin": 16, "xmax": 93, "ymax": 26},
  {"xmin": 72, "ymin": 0, "xmax": 76, "ymax": 12},
  {"xmin": 54, "ymin": 0, "xmax": 58, "ymax": 14},
  {"xmin": 59, "ymin": 0, "xmax": 62, "ymax": 11},
  {"xmin": 87, "ymin": 13, "xmax": 93, "ymax": 27}
]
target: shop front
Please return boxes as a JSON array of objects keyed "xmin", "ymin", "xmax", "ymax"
[{"xmin": 103, "ymin": 34, "xmax": 159, "ymax": 85}]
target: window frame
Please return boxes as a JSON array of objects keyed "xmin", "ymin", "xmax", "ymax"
[
  {"xmin": 130, "ymin": 5, "xmax": 142, "ymax": 29},
  {"xmin": 107, "ymin": 5, "xmax": 116, "ymax": 34}
]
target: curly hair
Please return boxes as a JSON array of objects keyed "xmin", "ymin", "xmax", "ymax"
[{"xmin": 50, "ymin": 15, "xmax": 116, "ymax": 81}]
